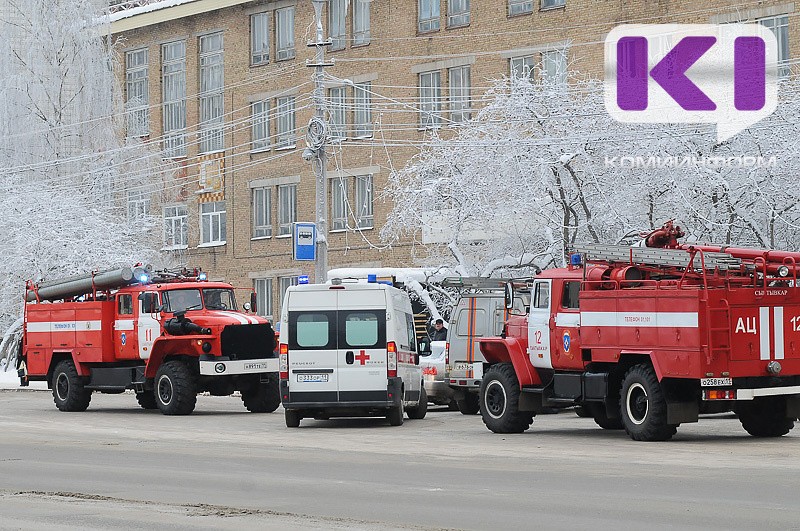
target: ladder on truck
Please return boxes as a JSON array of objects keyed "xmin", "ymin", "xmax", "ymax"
[
  {"xmin": 571, "ymin": 243, "xmax": 742, "ymax": 272},
  {"xmin": 441, "ymin": 277, "xmax": 509, "ymax": 290}
]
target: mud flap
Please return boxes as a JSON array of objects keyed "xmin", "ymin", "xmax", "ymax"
[
  {"xmin": 518, "ymin": 390, "xmax": 542, "ymax": 412},
  {"xmin": 667, "ymin": 401, "xmax": 699, "ymax": 424},
  {"xmin": 786, "ymin": 395, "xmax": 800, "ymax": 419}
]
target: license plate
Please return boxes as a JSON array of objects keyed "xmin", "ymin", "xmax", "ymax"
[
  {"xmin": 701, "ymin": 377, "xmax": 732, "ymax": 387},
  {"xmin": 297, "ymin": 373, "xmax": 329, "ymax": 383},
  {"xmin": 453, "ymin": 362, "xmax": 471, "ymax": 372}
]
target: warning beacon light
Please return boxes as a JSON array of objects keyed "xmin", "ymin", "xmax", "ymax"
[
  {"xmin": 570, "ymin": 253, "xmax": 583, "ymax": 267},
  {"xmin": 198, "ymin": 272, "xmax": 208, "ymax": 281},
  {"xmin": 138, "ymin": 272, "xmax": 150, "ymax": 283}
]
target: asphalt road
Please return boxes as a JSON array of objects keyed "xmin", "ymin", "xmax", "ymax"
[{"xmin": 0, "ymin": 389, "xmax": 798, "ymax": 530}]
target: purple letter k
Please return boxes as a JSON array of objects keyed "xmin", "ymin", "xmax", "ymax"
[{"xmin": 650, "ymin": 36, "xmax": 716, "ymax": 111}]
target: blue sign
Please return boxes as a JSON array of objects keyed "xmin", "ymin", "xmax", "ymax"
[
  {"xmin": 121, "ymin": 333, "xmax": 127, "ymax": 346},
  {"xmin": 298, "ymin": 275, "xmax": 309, "ymax": 284},
  {"xmin": 293, "ymin": 222, "xmax": 316, "ymax": 261}
]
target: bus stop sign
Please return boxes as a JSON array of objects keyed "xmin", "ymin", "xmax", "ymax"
[{"xmin": 293, "ymin": 222, "xmax": 316, "ymax": 261}]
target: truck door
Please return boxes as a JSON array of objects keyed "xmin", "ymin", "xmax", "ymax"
[
  {"xmin": 528, "ymin": 279, "xmax": 554, "ymax": 369},
  {"xmin": 553, "ymin": 280, "xmax": 583, "ymax": 370},
  {"xmin": 137, "ymin": 293, "xmax": 161, "ymax": 360},
  {"xmin": 114, "ymin": 293, "xmax": 138, "ymax": 359},
  {"xmin": 337, "ymin": 290, "xmax": 387, "ymax": 401}
]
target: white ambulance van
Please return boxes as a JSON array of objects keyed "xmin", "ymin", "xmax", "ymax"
[{"xmin": 278, "ymin": 279, "xmax": 426, "ymax": 427}]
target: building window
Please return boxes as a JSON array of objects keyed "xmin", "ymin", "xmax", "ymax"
[
  {"xmin": 331, "ymin": 177, "xmax": 348, "ymax": 231},
  {"xmin": 251, "ymin": 100, "xmax": 270, "ymax": 151},
  {"xmin": 419, "ymin": 71, "xmax": 442, "ymax": 128},
  {"xmin": 276, "ymin": 7, "xmax": 295, "ymax": 60},
  {"xmin": 251, "ymin": 12, "xmax": 270, "ymax": 66},
  {"xmin": 276, "ymin": 96, "xmax": 296, "ymax": 149},
  {"xmin": 329, "ymin": 0, "xmax": 347, "ymax": 51},
  {"xmin": 125, "ymin": 48, "xmax": 149, "ymax": 137},
  {"xmin": 353, "ymin": 82, "xmax": 373, "ymax": 138},
  {"xmin": 253, "ymin": 187, "xmax": 272, "ymax": 238},
  {"xmin": 278, "ymin": 276, "xmax": 299, "ymax": 315},
  {"xmin": 162, "ymin": 41, "xmax": 186, "ymax": 157},
  {"xmin": 541, "ymin": 49, "xmax": 567, "ymax": 83},
  {"xmin": 418, "ymin": 0, "xmax": 440, "ymax": 32},
  {"xmin": 329, "ymin": 86, "xmax": 347, "ymax": 140},
  {"xmin": 199, "ymin": 32, "xmax": 224, "ymax": 153},
  {"xmin": 449, "ymin": 65, "xmax": 470, "ymax": 123},
  {"xmin": 163, "ymin": 205, "xmax": 188, "ymax": 249},
  {"xmin": 200, "ymin": 201, "xmax": 226, "ymax": 245},
  {"xmin": 759, "ymin": 15, "xmax": 789, "ymax": 77},
  {"xmin": 127, "ymin": 189, "xmax": 150, "ymax": 221},
  {"xmin": 254, "ymin": 278, "xmax": 273, "ymax": 318},
  {"xmin": 355, "ymin": 175, "xmax": 373, "ymax": 229},
  {"xmin": 541, "ymin": 0, "xmax": 565, "ymax": 9},
  {"xmin": 509, "ymin": 0, "xmax": 533, "ymax": 15},
  {"xmin": 510, "ymin": 55, "xmax": 535, "ymax": 79},
  {"xmin": 278, "ymin": 184, "xmax": 297, "ymax": 236},
  {"xmin": 353, "ymin": 0, "xmax": 371, "ymax": 45},
  {"xmin": 447, "ymin": 0, "xmax": 469, "ymax": 27}
]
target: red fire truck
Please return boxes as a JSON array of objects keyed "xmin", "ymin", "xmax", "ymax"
[
  {"xmin": 19, "ymin": 267, "xmax": 279, "ymax": 415},
  {"xmin": 478, "ymin": 222, "xmax": 800, "ymax": 441}
]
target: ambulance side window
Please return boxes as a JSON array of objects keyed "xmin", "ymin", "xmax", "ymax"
[
  {"xmin": 561, "ymin": 282, "xmax": 580, "ymax": 309},
  {"xmin": 405, "ymin": 313, "xmax": 417, "ymax": 352},
  {"xmin": 291, "ymin": 312, "xmax": 335, "ymax": 349},
  {"xmin": 340, "ymin": 310, "xmax": 386, "ymax": 348},
  {"xmin": 456, "ymin": 309, "xmax": 486, "ymax": 337},
  {"xmin": 118, "ymin": 294, "xmax": 133, "ymax": 315}
]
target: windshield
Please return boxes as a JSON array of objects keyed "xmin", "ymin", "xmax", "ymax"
[
  {"xmin": 163, "ymin": 289, "xmax": 202, "ymax": 313},
  {"xmin": 203, "ymin": 288, "xmax": 237, "ymax": 311}
]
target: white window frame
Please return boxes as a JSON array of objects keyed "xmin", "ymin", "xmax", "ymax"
[
  {"xmin": 353, "ymin": 82, "xmax": 373, "ymax": 138},
  {"xmin": 540, "ymin": 0, "xmax": 565, "ymax": 9},
  {"xmin": 253, "ymin": 187, "xmax": 272, "ymax": 239},
  {"xmin": 449, "ymin": 65, "xmax": 470, "ymax": 123},
  {"xmin": 331, "ymin": 177, "xmax": 348, "ymax": 231},
  {"xmin": 329, "ymin": 86, "xmax": 347, "ymax": 141},
  {"xmin": 447, "ymin": 0, "xmax": 470, "ymax": 27},
  {"xmin": 162, "ymin": 41, "xmax": 186, "ymax": 157},
  {"xmin": 418, "ymin": 0, "xmax": 440, "ymax": 32},
  {"xmin": 355, "ymin": 175, "xmax": 374, "ymax": 229},
  {"xmin": 759, "ymin": 14, "xmax": 789, "ymax": 78},
  {"xmin": 276, "ymin": 96, "xmax": 296, "ymax": 149},
  {"xmin": 278, "ymin": 184, "xmax": 297, "ymax": 236},
  {"xmin": 127, "ymin": 189, "xmax": 150, "ymax": 221},
  {"xmin": 198, "ymin": 32, "xmax": 225, "ymax": 154},
  {"xmin": 419, "ymin": 71, "xmax": 442, "ymax": 129},
  {"xmin": 251, "ymin": 100, "xmax": 270, "ymax": 152},
  {"xmin": 329, "ymin": 0, "xmax": 347, "ymax": 51},
  {"xmin": 508, "ymin": 0, "xmax": 533, "ymax": 15},
  {"xmin": 254, "ymin": 278, "xmax": 273, "ymax": 318},
  {"xmin": 125, "ymin": 48, "xmax": 149, "ymax": 138},
  {"xmin": 510, "ymin": 55, "xmax": 536, "ymax": 79},
  {"xmin": 276, "ymin": 7, "xmax": 296, "ymax": 61},
  {"xmin": 163, "ymin": 204, "xmax": 188, "ymax": 250},
  {"xmin": 200, "ymin": 201, "xmax": 227, "ymax": 245},
  {"xmin": 251, "ymin": 12, "xmax": 270, "ymax": 66},
  {"xmin": 353, "ymin": 0, "xmax": 371, "ymax": 45}
]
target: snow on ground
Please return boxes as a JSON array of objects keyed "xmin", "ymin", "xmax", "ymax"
[{"xmin": 0, "ymin": 365, "xmax": 46, "ymax": 390}]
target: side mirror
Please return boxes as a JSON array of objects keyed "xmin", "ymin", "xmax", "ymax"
[
  {"xmin": 418, "ymin": 340, "xmax": 431, "ymax": 355},
  {"xmin": 504, "ymin": 282, "xmax": 514, "ymax": 310},
  {"xmin": 243, "ymin": 302, "xmax": 252, "ymax": 311},
  {"xmin": 250, "ymin": 292, "xmax": 258, "ymax": 314}
]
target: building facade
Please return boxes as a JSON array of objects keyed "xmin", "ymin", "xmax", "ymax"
[{"xmin": 109, "ymin": 0, "xmax": 796, "ymax": 321}]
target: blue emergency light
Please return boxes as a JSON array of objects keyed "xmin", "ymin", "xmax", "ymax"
[
  {"xmin": 298, "ymin": 275, "xmax": 309, "ymax": 284},
  {"xmin": 198, "ymin": 272, "xmax": 208, "ymax": 281},
  {"xmin": 570, "ymin": 253, "xmax": 582, "ymax": 267},
  {"xmin": 138, "ymin": 273, "xmax": 149, "ymax": 283}
]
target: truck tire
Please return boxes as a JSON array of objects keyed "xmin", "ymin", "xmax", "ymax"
[
  {"xmin": 155, "ymin": 360, "xmax": 197, "ymax": 416},
  {"xmin": 457, "ymin": 393, "xmax": 480, "ymax": 415},
  {"xmin": 241, "ymin": 376, "xmax": 281, "ymax": 413},
  {"xmin": 736, "ymin": 396, "xmax": 795, "ymax": 437},
  {"xmin": 285, "ymin": 409, "xmax": 302, "ymax": 428},
  {"xmin": 387, "ymin": 400, "xmax": 404, "ymax": 426},
  {"xmin": 136, "ymin": 391, "xmax": 158, "ymax": 410},
  {"xmin": 406, "ymin": 387, "xmax": 428, "ymax": 419},
  {"xmin": 586, "ymin": 403, "xmax": 623, "ymax": 430},
  {"xmin": 620, "ymin": 364, "xmax": 677, "ymax": 441},
  {"xmin": 479, "ymin": 363, "xmax": 534, "ymax": 434},
  {"xmin": 52, "ymin": 360, "xmax": 91, "ymax": 412}
]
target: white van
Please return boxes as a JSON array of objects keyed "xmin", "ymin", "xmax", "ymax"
[{"xmin": 278, "ymin": 280, "xmax": 426, "ymax": 427}]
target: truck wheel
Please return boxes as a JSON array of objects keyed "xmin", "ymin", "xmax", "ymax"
[
  {"xmin": 479, "ymin": 363, "xmax": 534, "ymax": 434},
  {"xmin": 136, "ymin": 391, "xmax": 158, "ymax": 410},
  {"xmin": 457, "ymin": 393, "xmax": 480, "ymax": 415},
  {"xmin": 387, "ymin": 400, "xmax": 404, "ymax": 426},
  {"xmin": 52, "ymin": 360, "xmax": 91, "ymax": 412},
  {"xmin": 241, "ymin": 376, "xmax": 281, "ymax": 413},
  {"xmin": 155, "ymin": 360, "xmax": 197, "ymax": 416},
  {"xmin": 285, "ymin": 409, "xmax": 302, "ymax": 428},
  {"xmin": 620, "ymin": 364, "xmax": 677, "ymax": 441},
  {"xmin": 406, "ymin": 387, "xmax": 428, "ymax": 419},
  {"xmin": 586, "ymin": 403, "xmax": 623, "ymax": 430},
  {"xmin": 736, "ymin": 396, "xmax": 795, "ymax": 437}
]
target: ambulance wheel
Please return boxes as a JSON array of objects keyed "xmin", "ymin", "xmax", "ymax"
[
  {"xmin": 52, "ymin": 360, "xmax": 91, "ymax": 412},
  {"xmin": 479, "ymin": 363, "xmax": 533, "ymax": 434},
  {"xmin": 241, "ymin": 376, "xmax": 281, "ymax": 413},
  {"xmin": 136, "ymin": 391, "xmax": 158, "ymax": 410},
  {"xmin": 736, "ymin": 396, "xmax": 795, "ymax": 437},
  {"xmin": 387, "ymin": 400, "xmax": 404, "ymax": 426},
  {"xmin": 406, "ymin": 387, "xmax": 428, "ymax": 419},
  {"xmin": 457, "ymin": 393, "xmax": 480, "ymax": 415},
  {"xmin": 155, "ymin": 360, "xmax": 197, "ymax": 416},
  {"xmin": 620, "ymin": 364, "xmax": 676, "ymax": 441},
  {"xmin": 285, "ymin": 409, "xmax": 301, "ymax": 428}
]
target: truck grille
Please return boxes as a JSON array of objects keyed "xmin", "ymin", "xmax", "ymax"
[{"xmin": 220, "ymin": 324, "xmax": 275, "ymax": 361}]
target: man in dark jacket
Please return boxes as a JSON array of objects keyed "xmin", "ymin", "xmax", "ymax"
[{"xmin": 430, "ymin": 319, "xmax": 448, "ymax": 341}]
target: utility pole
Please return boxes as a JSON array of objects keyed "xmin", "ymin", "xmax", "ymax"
[{"xmin": 305, "ymin": 0, "xmax": 333, "ymax": 283}]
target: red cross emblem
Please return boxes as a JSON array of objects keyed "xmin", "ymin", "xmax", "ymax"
[{"xmin": 354, "ymin": 350, "xmax": 370, "ymax": 365}]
